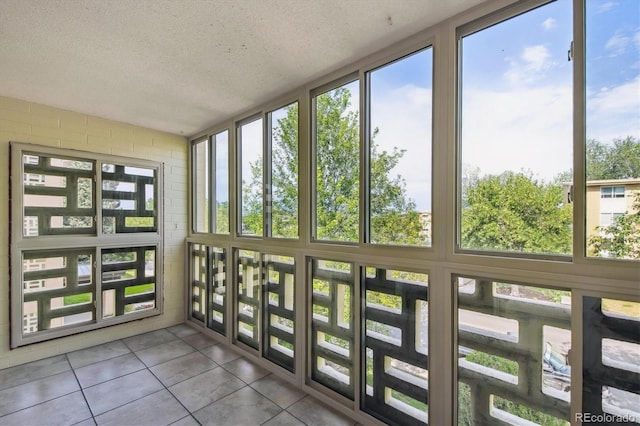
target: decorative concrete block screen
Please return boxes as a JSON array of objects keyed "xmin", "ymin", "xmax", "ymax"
[
  {"xmin": 310, "ymin": 258, "xmax": 355, "ymax": 400},
  {"xmin": 263, "ymin": 254, "xmax": 296, "ymax": 372},
  {"xmin": 189, "ymin": 243, "xmax": 227, "ymax": 335},
  {"xmin": 457, "ymin": 276, "xmax": 571, "ymax": 425},
  {"xmin": 363, "ymin": 267, "xmax": 429, "ymax": 425},
  {"xmin": 583, "ymin": 296, "xmax": 640, "ymax": 422},
  {"xmin": 11, "ymin": 143, "xmax": 163, "ymax": 347}
]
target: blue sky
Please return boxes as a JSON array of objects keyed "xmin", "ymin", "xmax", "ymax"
[
  {"xmin": 363, "ymin": 0, "xmax": 639, "ymax": 211},
  {"xmin": 238, "ymin": 0, "xmax": 639, "ymax": 213},
  {"xmin": 461, "ymin": 0, "xmax": 639, "ymax": 185}
]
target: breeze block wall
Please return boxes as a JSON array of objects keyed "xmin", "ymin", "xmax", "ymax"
[{"xmin": 0, "ymin": 95, "xmax": 188, "ymax": 368}]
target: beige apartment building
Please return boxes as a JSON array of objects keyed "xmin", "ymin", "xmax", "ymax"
[{"xmin": 586, "ymin": 178, "xmax": 640, "ymax": 250}]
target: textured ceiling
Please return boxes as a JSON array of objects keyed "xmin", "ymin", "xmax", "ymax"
[{"xmin": 0, "ymin": 0, "xmax": 485, "ymax": 137}]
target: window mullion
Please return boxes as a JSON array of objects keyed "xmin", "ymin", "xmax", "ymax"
[
  {"xmin": 264, "ymin": 113, "xmax": 273, "ymax": 238},
  {"xmin": 210, "ymin": 134, "xmax": 216, "ymax": 235}
]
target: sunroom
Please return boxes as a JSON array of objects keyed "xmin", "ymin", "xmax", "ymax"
[{"xmin": 1, "ymin": 0, "xmax": 638, "ymax": 425}]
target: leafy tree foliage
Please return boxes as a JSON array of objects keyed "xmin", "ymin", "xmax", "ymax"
[
  {"xmin": 461, "ymin": 171, "xmax": 572, "ymax": 254},
  {"xmin": 587, "ymin": 136, "xmax": 640, "ymax": 180},
  {"xmin": 314, "ymin": 87, "xmax": 361, "ymax": 241},
  {"xmin": 243, "ymin": 87, "xmax": 421, "ymax": 244},
  {"xmin": 589, "ymin": 192, "xmax": 640, "ymax": 259},
  {"xmin": 272, "ymin": 104, "xmax": 299, "ymax": 238}
]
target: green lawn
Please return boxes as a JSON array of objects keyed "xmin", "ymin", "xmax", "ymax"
[{"xmin": 125, "ymin": 283, "xmax": 155, "ymax": 296}]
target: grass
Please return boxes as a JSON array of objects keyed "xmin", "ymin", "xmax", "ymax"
[
  {"xmin": 602, "ymin": 298, "xmax": 640, "ymax": 318},
  {"xmin": 63, "ymin": 293, "xmax": 91, "ymax": 305},
  {"xmin": 125, "ymin": 283, "xmax": 155, "ymax": 296}
]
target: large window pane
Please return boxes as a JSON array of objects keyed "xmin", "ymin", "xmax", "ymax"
[
  {"xmin": 193, "ymin": 139, "xmax": 209, "ymax": 233},
  {"xmin": 269, "ymin": 103, "xmax": 299, "ymax": 239},
  {"xmin": 459, "ymin": 1, "xmax": 573, "ymax": 256},
  {"xmin": 585, "ymin": 0, "xmax": 640, "ymax": 260},
  {"xmin": 457, "ymin": 276, "xmax": 571, "ymax": 424},
  {"xmin": 101, "ymin": 246, "xmax": 157, "ymax": 318},
  {"xmin": 237, "ymin": 249, "xmax": 261, "ymax": 349},
  {"xmin": 314, "ymin": 81, "xmax": 360, "ymax": 242},
  {"xmin": 583, "ymin": 297, "xmax": 640, "ymax": 419},
  {"xmin": 102, "ymin": 164, "xmax": 157, "ymax": 234},
  {"xmin": 214, "ymin": 130, "xmax": 229, "ymax": 234},
  {"xmin": 310, "ymin": 258, "xmax": 354, "ymax": 399},
  {"xmin": 368, "ymin": 48, "xmax": 433, "ymax": 246},
  {"xmin": 263, "ymin": 254, "xmax": 295, "ymax": 372},
  {"xmin": 22, "ymin": 154, "xmax": 96, "ymax": 236},
  {"xmin": 363, "ymin": 267, "xmax": 429, "ymax": 424},
  {"xmin": 239, "ymin": 119, "xmax": 263, "ymax": 236},
  {"xmin": 22, "ymin": 249, "xmax": 95, "ymax": 334}
]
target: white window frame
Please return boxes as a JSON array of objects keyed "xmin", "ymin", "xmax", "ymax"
[{"xmin": 10, "ymin": 142, "xmax": 164, "ymax": 348}]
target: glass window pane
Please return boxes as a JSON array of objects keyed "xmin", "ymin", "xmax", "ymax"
[
  {"xmin": 310, "ymin": 258, "xmax": 355, "ymax": 399},
  {"xmin": 239, "ymin": 119, "xmax": 263, "ymax": 236},
  {"xmin": 22, "ymin": 249, "xmax": 95, "ymax": 334},
  {"xmin": 214, "ymin": 130, "xmax": 230, "ymax": 234},
  {"xmin": 368, "ymin": 48, "xmax": 432, "ymax": 246},
  {"xmin": 363, "ymin": 267, "xmax": 428, "ymax": 424},
  {"xmin": 314, "ymin": 81, "xmax": 360, "ymax": 242},
  {"xmin": 237, "ymin": 249, "xmax": 260, "ymax": 349},
  {"xmin": 193, "ymin": 138, "xmax": 209, "ymax": 233},
  {"xmin": 263, "ymin": 254, "xmax": 295, "ymax": 372},
  {"xmin": 583, "ymin": 297, "xmax": 640, "ymax": 419},
  {"xmin": 102, "ymin": 164, "xmax": 157, "ymax": 234},
  {"xmin": 269, "ymin": 102, "xmax": 299, "ymax": 239},
  {"xmin": 585, "ymin": 0, "xmax": 640, "ymax": 260},
  {"xmin": 101, "ymin": 246, "xmax": 156, "ymax": 318},
  {"xmin": 457, "ymin": 276, "xmax": 571, "ymax": 424},
  {"xmin": 459, "ymin": 1, "xmax": 573, "ymax": 256},
  {"xmin": 22, "ymin": 154, "xmax": 96, "ymax": 236}
]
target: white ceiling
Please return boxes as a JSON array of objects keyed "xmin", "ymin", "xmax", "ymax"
[{"xmin": 0, "ymin": 0, "xmax": 486, "ymax": 137}]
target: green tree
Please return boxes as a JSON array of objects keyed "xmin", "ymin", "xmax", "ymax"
[
  {"xmin": 461, "ymin": 171, "xmax": 572, "ymax": 254},
  {"xmin": 314, "ymin": 87, "xmax": 360, "ymax": 241},
  {"xmin": 589, "ymin": 192, "xmax": 640, "ymax": 259},
  {"xmin": 271, "ymin": 103, "xmax": 299, "ymax": 238},
  {"xmin": 243, "ymin": 87, "xmax": 421, "ymax": 243},
  {"xmin": 587, "ymin": 136, "xmax": 640, "ymax": 180},
  {"xmin": 216, "ymin": 201, "xmax": 229, "ymax": 234}
]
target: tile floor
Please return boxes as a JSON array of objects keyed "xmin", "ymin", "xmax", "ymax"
[{"xmin": 0, "ymin": 324, "xmax": 357, "ymax": 426}]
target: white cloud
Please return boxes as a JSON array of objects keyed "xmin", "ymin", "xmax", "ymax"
[
  {"xmin": 586, "ymin": 75, "xmax": 640, "ymax": 142},
  {"xmin": 371, "ymin": 84, "xmax": 433, "ymax": 210},
  {"xmin": 461, "ymin": 83, "xmax": 573, "ymax": 181},
  {"xmin": 504, "ymin": 45, "xmax": 553, "ymax": 85},
  {"xmin": 458, "ymin": 73, "xmax": 639, "ymax": 182},
  {"xmin": 522, "ymin": 45, "xmax": 551, "ymax": 69},
  {"xmin": 542, "ymin": 17, "xmax": 557, "ymax": 31},
  {"xmin": 597, "ymin": 1, "xmax": 618, "ymax": 13},
  {"xmin": 634, "ymin": 30, "xmax": 640, "ymax": 50},
  {"xmin": 606, "ymin": 32, "xmax": 630, "ymax": 57}
]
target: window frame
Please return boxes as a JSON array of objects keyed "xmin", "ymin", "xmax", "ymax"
[
  {"xmin": 191, "ymin": 136, "xmax": 210, "ymax": 233},
  {"xmin": 600, "ymin": 186, "xmax": 625, "ymax": 199},
  {"xmin": 266, "ymin": 101, "xmax": 300, "ymax": 240},
  {"xmin": 236, "ymin": 114, "xmax": 265, "ymax": 238},
  {"xmin": 184, "ymin": 2, "xmax": 640, "ymax": 424},
  {"xmin": 10, "ymin": 142, "xmax": 164, "ymax": 348},
  {"xmin": 310, "ymin": 73, "xmax": 361, "ymax": 245},
  {"xmin": 363, "ymin": 45, "xmax": 435, "ymax": 248},
  {"xmin": 454, "ymin": 0, "xmax": 574, "ymax": 262}
]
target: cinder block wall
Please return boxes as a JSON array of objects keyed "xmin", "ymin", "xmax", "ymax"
[{"xmin": 0, "ymin": 95, "xmax": 188, "ymax": 368}]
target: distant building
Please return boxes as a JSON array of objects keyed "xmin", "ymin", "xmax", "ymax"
[
  {"xmin": 586, "ymin": 178, "xmax": 640, "ymax": 253},
  {"xmin": 418, "ymin": 211, "xmax": 431, "ymax": 242}
]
